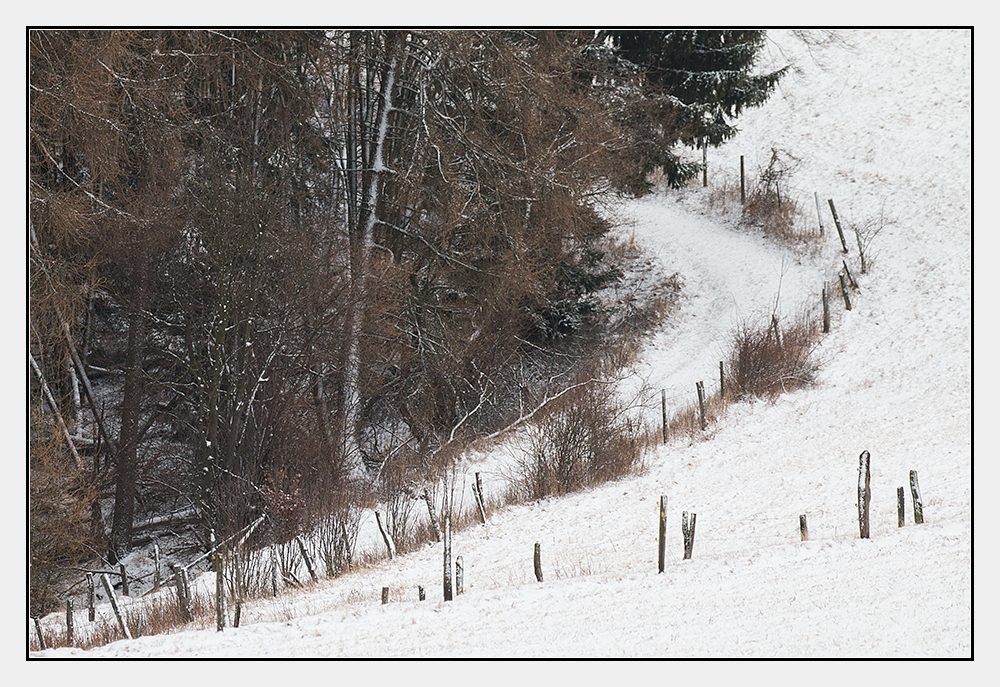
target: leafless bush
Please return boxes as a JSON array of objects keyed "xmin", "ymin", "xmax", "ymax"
[
  {"xmin": 508, "ymin": 375, "xmax": 648, "ymax": 501},
  {"xmin": 725, "ymin": 314, "xmax": 818, "ymax": 401},
  {"xmin": 846, "ymin": 203, "xmax": 895, "ymax": 274},
  {"xmin": 741, "ymin": 148, "xmax": 811, "ymax": 244}
]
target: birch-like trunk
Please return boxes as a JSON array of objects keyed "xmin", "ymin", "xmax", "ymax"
[{"xmin": 342, "ymin": 45, "xmax": 399, "ymax": 479}]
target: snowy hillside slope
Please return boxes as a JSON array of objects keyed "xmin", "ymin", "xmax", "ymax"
[{"xmin": 32, "ymin": 29, "xmax": 972, "ymax": 661}]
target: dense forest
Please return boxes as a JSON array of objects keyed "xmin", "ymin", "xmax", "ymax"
[{"xmin": 29, "ymin": 29, "xmax": 785, "ymax": 613}]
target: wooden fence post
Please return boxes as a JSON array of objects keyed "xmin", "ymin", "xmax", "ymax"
[
  {"xmin": 418, "ymin": 585, "xmax": 426, "ymax": 601},
  {"xmin": 382, "ymin": 587, "xmax": 389, "ymax": 605},
  {"xmin": 423, "ymin": 489, "xmax": 441, "ymax": 542},
  {"xmin": 682, "ymin": 512, "xmax": 697, "ymax": 559},
  {"xmin": 533, "ymin": 542, "xmax": 544, "ymax": 582},
  {"xmin": 101, "ymin": 573, "xmax": 132, "ymax": 640},
  {"xmin": 170, "ymin": 564, "xmax": 193, "ymax": 622},
  {"xmin": 696, "ymin": 381, "xmax": 707, "ymax": 430},
  {"xmin": 898, "ymin": 486, "xmax": 906, "ymax": 527},
  {"xmin": 456, "ymin": 556, "xmax": 464, "ymax": 595},
  {"xmin": 822, "ymin": 282, "xmax": 831, "ymax": 333},
  {"xmin": 233, "ymin": 598, "xmax": 242, "ymax": 628},
  {"xmin": 839, "ymin": 273, "xmax": 853, "ymax": 311},
  {"xmin": 119, "ymin": 563, "xmax": 129, "ymax": 597},
  {"xmin": 799, "ymin": 515, "xmax": 809, "ymax": 541},
  {"xmin": 740, "ymin": 156, "xmax": 746, "ymax": 204},
  {"xmin": 910, "ymin": 470, "xmax": 924, "ymax": 524},
  {"xmin": 661, "ymin": 389, "xmax": 668, "ymax": 444},
  {"xmin": 66, "ymin": 599, "xmax": 74, "ymax": 645},
  {"xmin": 828, "ymin": 199, "xmax": 849, "ymax": 253},
  {"xmin": 87, "ymin": 572, "xmax": 95, "ymax": 621},
  {"xmin": 858, "ymin": 450, "xmax": 871, "ymax": 539},
  {"xmin": 658, "ymin": 495, "xmax": 667, "ymax": 573},
  {"xmin": 814, "ymin": 192, "xmax": 825, "ymax": 235},
  {"xmin": 443, "ymin": 515, "xmax": 453, "ymax": 601},
  {"xmin": 843, "ymin": 259, "xmax": 859, "ymax": 290},
  {"xmin": 719, "ymin": 361, "xmax": 725, "ymax": 398},
  {"xmin": 374, "ymin": 511, "xmax": 395, "ymax": 560}
]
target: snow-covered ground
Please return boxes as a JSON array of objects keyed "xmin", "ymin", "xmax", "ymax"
[{"xmin": 30, "ymin": 29, "xmax": 973, "ymax": 666}]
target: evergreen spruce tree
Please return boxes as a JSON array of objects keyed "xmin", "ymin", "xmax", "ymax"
[{"xmin": 593, "ymin": 30, "xmax": 787, "ymax": 192}]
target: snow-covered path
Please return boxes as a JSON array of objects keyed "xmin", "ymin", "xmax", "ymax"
[{"xmin": 31, "ymin": 29, "xmax": 972, "ymax": 663}]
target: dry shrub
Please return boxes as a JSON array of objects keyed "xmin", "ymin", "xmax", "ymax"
[
  {"xmin": 29, "ymin": 410, "xmax": 95, "ymax": 617},
  {"xmin": 726, "ymin": 314, "xmax": 818, "ymax": 401},
  {"xmin": 509, "ymin": 376, "xmax": 647, "ymax": 501}
]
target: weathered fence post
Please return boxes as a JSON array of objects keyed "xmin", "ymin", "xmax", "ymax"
[
  {"xmin": 858, "ymin": 450, "xmax": 871, "ymax": 539},
  {"xmin": 898, "ymin": 486, "xmax": 906, "ymax": 527},
  {"xmin": 456, "ymin": 556, "xmax": 464, "ymax": 595},
  {"xmin": 682, "ymin": 512, "xmax": 697, "ymax": 559},
  {"xmin": 719, "ymin": 361, "xmax": 725, "ymax": 398},
  {"xmin": 814, "ymin": 192, "xmax": 825, "ymax": 235},
  {"xmin": 233, "ymin": 598, "xmax": 242, "ymax": 628},
  {"xmin": 423, "ymin": 489, "xmax": 441, "ymax": 542},
  {"xmin": 661, "ymin": 389, "xmax": 668, "ymax": 444},
  {"xmin": 533, "ymin": 542, "xmax": 544, "ymax": 582},
  {"xmin": 696, "ymin": 381, "xmax": 707, "ymax": 430},
  {"xmin": 382, "ymin": 587, "xmax": 389, "ymax": 605},
  {"xmin": 66, "ymin": 599, "xmax": 74, "ymax": 645},
  {"xmin": 374, "ymin": 511, "xmax": 395, "ymax": 561},
  {"xmin": 443, "ymin": 515, "xmax": 453, "ymax": 601},
  {"xmin": 740, "ymin": 156, "xmax": 746, "ymax": 204},
  {"xmin": 800, "ymin": 514, "xmax": 809, "ymax": 541},
  {"xmin": 418, "ymin": 585, "xmax": 426, "ymax": 601},
  {"xmin": 910, "ymin": 470, "xmax": 924, "ymax": 524},
  {"xmin": 87, "ymin": 572, "xmax": 95, "ymax": 621},
  {"xmin": 170, "ymin": 563, "xmax": 193, "ymax": 622},
  {"xmin": 828, "ymin": 199, "xmax": 849, "ymax": 253},
  {"xmin": 839, "ymin": 273, "xmax": 853, "ymax": 311},
  {"xmin": 119, "ymin": 562, "xmax": 129, "ymax": 597},
  {"xmin": 296, "ymin": 536, "xmax": 319, "ymax": 582},
  {"xmin": 100, "ymin": 573, "xmax": 132, "ymax": 640},
  {"xmin": 822, "ymin": 282, "xmax": 831, "ymax": 333},
  {"xmin": 658, "ymin": 495, "xmax": 667, "ymax": 573},
  {"xmin": 843, "ymin": 259, "xmax": 859, "ymax": 290}
]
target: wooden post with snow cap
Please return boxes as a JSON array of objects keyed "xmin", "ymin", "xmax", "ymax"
[
  {"xmin": 910, "ymin": 470, "xmax": 924, "ymax": 524},
  {"xmin": 534, "ymin": 542, "xmax": 544, "ymax": 582},
  {"xmin": 858, "ymin": 451, "xmax": 871, "ymax": 539}
]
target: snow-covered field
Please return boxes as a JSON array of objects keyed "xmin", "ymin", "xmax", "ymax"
[{"xmin": 30, "ymin": 29, "xmax": 973, "ymax": 666}]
